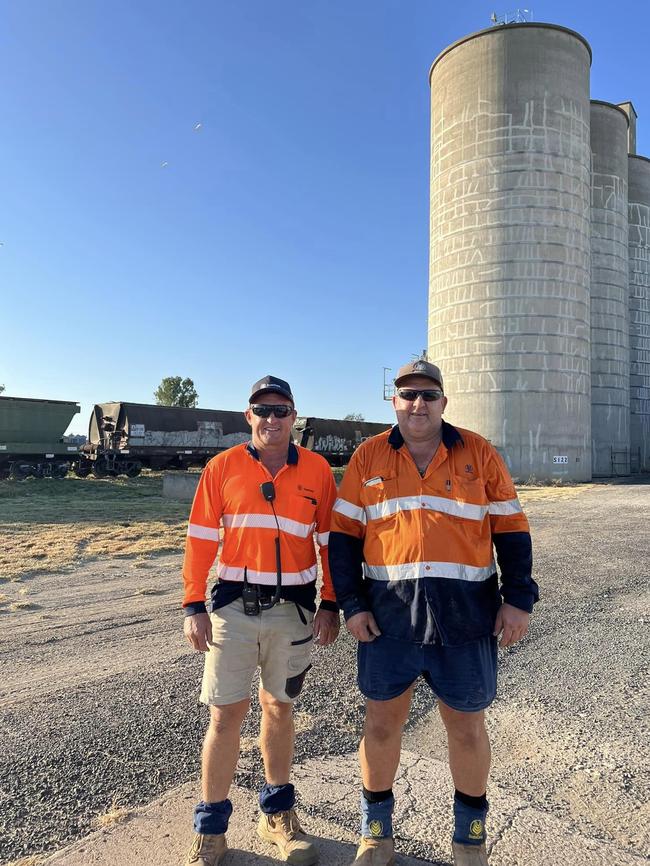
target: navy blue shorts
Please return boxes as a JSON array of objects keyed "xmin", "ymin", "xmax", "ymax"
[{"xmin": 357, "ymin": 633, "xmax": 498, "ymax": 712}]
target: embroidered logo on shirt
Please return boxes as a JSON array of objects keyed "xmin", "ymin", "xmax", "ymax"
[
  {"xmin": 369, "ymin": 820, "xmax": 384, "ymax": 837},
  {"xmin": 465, "ymin": 464, "xmax": 474, "ymax": 474}
]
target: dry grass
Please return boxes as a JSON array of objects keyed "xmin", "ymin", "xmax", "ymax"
[
  {"xmin": 5, "ymin": 857, "xmax": 47, "ymax": 866},
  {"xmin": 294, "ymin": 710, "xmax": 314, "ymax": 733},
  {"xmin": 0, "ymin": 474, "xmax": 189, "ymax": 582},
  {"xmin": 93, "ymin": 796, "xmax": 135, "ymax": 828},
  {"xmin": 517, "ymin": 482, "xmax": 597, "ymax": 504},
  {"xmin": 9, "ymin": 600, "xmax": 39, "ymax": 611},
  {"xmin": 134, "ymin": 587, "xmax": 167, "ymax": 596}
]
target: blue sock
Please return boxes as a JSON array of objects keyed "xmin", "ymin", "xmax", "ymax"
[
  {"xmin": 259, "ymin": 782, "xmax": 296, "ymax": 814},
  {"xmin": 453, "ymin": 796, "xmax": 488, "ymax": 845},
  {"xmin": 361, "ymin": 791, "xmax": 394, "ymax": 839},
  {"xmin": 193, "ymin": 799, "xmax": 233, "ymax": 835}
]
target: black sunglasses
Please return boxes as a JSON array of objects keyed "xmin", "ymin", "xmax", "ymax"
[
  {"xmin": 250, "ymin": 404, "xmax": 294, "ymax": 418},
  {"xmin": 396, "ymin": 388, "xmax": 444, "ymax": 402}
]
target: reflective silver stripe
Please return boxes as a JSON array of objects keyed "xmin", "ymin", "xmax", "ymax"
[
  {"xmin": 215, "ymin": 563, "xmax": 318, "ymax": 585},
  {"xmin": 222, "ymin": 513, "xmax": 315, "ymax": 538},
  {"xmin": 333, "ymin": 497, "xmax": 367, "ymax": 525},
  {"xmin": 488, "ymin": 498, "xmax": 523, "ymax": 516},
  {"xmin": 316, "ymin": 531, "xmax": 330, "ymax": 546},
  {"xmin": 187, "ymin": 523, "xmax": 220, "ymax": 542},
  {"xmin": 365, "ymin": 495, "xmax": 488, "ymax": 522},
  {"xmin": 364, "ymin": 561, "xmax": 495, "ymax": 582}
]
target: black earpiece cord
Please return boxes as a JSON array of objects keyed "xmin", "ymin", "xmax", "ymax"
[
  {"xmin": 259, "ymin": 481, "xmax": 282, "ymax": 606},
  {"xmin": 269, "ymin": 500, "xmax": 282, "ymax": 605}
]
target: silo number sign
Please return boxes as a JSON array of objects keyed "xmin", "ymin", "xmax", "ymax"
[{"xmin": 553, "ymin": 456, "xmax": 569, "ymax": 465}]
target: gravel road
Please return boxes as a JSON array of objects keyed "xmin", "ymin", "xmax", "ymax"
[{"xmin": 1, "ymin": 481, "xmax": 648, "ymax": 863}]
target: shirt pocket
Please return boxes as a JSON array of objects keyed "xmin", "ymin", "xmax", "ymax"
[
  {"xmin": 287, "ymin": 493, "xmax": 318, "ymax": 534},
  {"xmin": 360, "ymin": 472, "xmax": 399, "ymax": 522},
  {"xmin": 449, "ymin": 476, "xmax": 488, "ymax": 523}
]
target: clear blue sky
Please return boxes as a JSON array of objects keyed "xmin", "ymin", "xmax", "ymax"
[{"xmin": 1, "ymin": 1, "xmax": 648, "ymax": 434}]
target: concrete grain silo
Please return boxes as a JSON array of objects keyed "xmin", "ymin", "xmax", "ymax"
[
  {"xmin": 428, "ymin": 23, "xmax": 592, "ymax": 481},
  {"xmin": 589, "ymin": 101, "xmax": 630, "ymax": 476},
  {"xmin": 628, "ymin": 154, "xmax": 650, "ymax": 470}
]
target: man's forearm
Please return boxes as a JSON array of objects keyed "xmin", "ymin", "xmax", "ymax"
[
  {"xmin": 328, "ymin": 531, "xmax": 369, "ymax": 619},
  {"xmin": 493, "ymin": 531, "xmax": 538, "ymax": 611}
]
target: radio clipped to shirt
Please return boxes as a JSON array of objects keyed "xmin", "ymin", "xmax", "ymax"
[{"xmin": 242, "ymin": 481, "xmax": 283, "ymax": 616}]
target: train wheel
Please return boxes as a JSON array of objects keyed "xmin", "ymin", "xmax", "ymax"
[
  {"xmin": 74, "ymin": 462, "xmax": 91, "ymax": 478},
  {"xmin": 125, "ymin": 462, "xmax": 142, "ymax": 478},
  {"xmin": 53, "ymin": 462, "xmax": 69, "ymax": 479},
  {"xmin": 10, "ymin": 462, "xmax": 33, "ymax": 480},
  {"xmin": 92, "ymin": 460, "xmax": 109, "ymax": 478}
]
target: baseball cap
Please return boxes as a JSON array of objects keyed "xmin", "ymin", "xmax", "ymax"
[
  {"xmin": 249, "ymin": 375, "xmax": 294, "ymax": 403},
  {"xmin": 394, "ymin": 360, "xmax": 444, "ymax": 389}
]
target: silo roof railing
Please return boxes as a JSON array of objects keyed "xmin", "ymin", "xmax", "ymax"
[{"xmin": 429, "ymin": 22, "xmax": 592, "ymax": 84}]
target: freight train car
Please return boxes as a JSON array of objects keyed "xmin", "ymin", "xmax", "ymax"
[
  {"xmin": 77, "ymin": 402, "xmax": 252, "ymax": 477},
  {"xmin": 0, "ymin": 396, "xmax": 81, "ymax": 479},
  {"xmin": 0, "ymin": 396, "xmax": 393, "ymax": 480},
  {"xmin": 292, "ymin": 417, "xmax": 391, "ymax": 465}
]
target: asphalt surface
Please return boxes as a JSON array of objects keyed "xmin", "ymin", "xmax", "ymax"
[{"xmin": 1, "ymin": 480, "xmax": 648, "ymax": 864}]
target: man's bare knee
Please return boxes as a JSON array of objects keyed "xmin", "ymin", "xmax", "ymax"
[
  {"xmin": 259, "ymin": 687, "xmax": 292, "ymax": 719},
  {"xmin": 365, "ymin": 696, "xmax": 411, "ymax": 742},
  {"xmin": 208, "ymin": 699, "xmax": 250, "ymax": 734},
  {"xmin": 439, "ymin": 705, "xmax": 486, "ymax": 747}
]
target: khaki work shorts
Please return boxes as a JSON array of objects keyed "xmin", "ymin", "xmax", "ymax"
[{"xmin": 200, "ymin": 598, "xmax": 314, "ymax": 706}]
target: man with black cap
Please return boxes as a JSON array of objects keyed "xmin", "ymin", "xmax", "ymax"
[
  {"xmin": 182, "ymin": 375, "xmax": 340, "ymax": 866},
  {"xmin": 330, "ymin": 360, "xmax": 537, "ymax": 866}
]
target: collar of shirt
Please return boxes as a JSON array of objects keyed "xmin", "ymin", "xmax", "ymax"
[
  {"xmin": 387, "ymin": 419, "xmax": 464, "ymax": 451},
  {"xmin": 246, "ymin": 441, "xmax": 299, "ymax": 465}
]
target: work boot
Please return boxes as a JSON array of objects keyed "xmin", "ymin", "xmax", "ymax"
[
  {"xmin": 257, "ymin": 808, "xmax": 318, "ymax": 864},
  {"xmin": 452, "ymin": 841, "xmax": 489, "ymax": 865},
  {"xmin": 184, "ymin": 832, "xmax": 227, "ymax": 866},
  {"xmin": 351, "ymin": 836, "xmax": 395, "ymax": 865}
]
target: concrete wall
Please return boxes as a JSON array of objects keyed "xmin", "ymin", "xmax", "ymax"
[
  {"xmin": 589, "ymin": 102, "xmax": 630, "ymax": 475},
  {"xmin": 628, "ymin": 155, "xmax": 650, "ymax": 470},
  {"xmin": 162, "ymin": 471, "xmax": 200, "ymax": 502},
  {"xmin": 428, "ymin": 23, "xmax": 592, "ymax": 481}
]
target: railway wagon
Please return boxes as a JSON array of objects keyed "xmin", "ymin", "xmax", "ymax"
[
  {"xmin": 77, "ymin": 402, "xmax": 251, "ymax": 477},
  {"xmin": 0, "ymin": 396, "xmax": 81, "ymax": 479},
  {"xmin": 292, "ymin": 417, "xmax": 391, "ymax": 465}
]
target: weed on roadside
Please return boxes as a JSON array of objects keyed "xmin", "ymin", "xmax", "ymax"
[{"xmin": 94, "ymin": 796, "xmax": 134, "ymax": 828}]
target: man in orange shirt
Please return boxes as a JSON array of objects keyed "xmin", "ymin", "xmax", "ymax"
[
  {"xmin": 182, "ymin": 375, "xmax": 339, "ymax": 866},
  {"xmin": 330, "ymin": 360, "xmax": 537, "ymax": 866}
]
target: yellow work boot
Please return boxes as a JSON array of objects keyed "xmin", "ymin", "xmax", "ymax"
[
  {"xmin": 184, "ymin": 832, "xmax": 227, "ymax": 866},
  {"xmin": 257, "ymin": 808, "xmax": 318, "ymax": 864},
  {"xmin": 452, "ymin": 841, "xmax": 489, "ymax": 865},
  {"xmin": 351, "ymin": 836, "xmax": 395, "ymax": 865}
]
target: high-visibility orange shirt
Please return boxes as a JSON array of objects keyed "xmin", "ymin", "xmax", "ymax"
[
  {"xmin": 182, "ymin": 442, "xmax": 337, "ymax": 612},
  {"xmin": 329, "ymin": 422, "xmax": 536, "ymax": 645}
]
